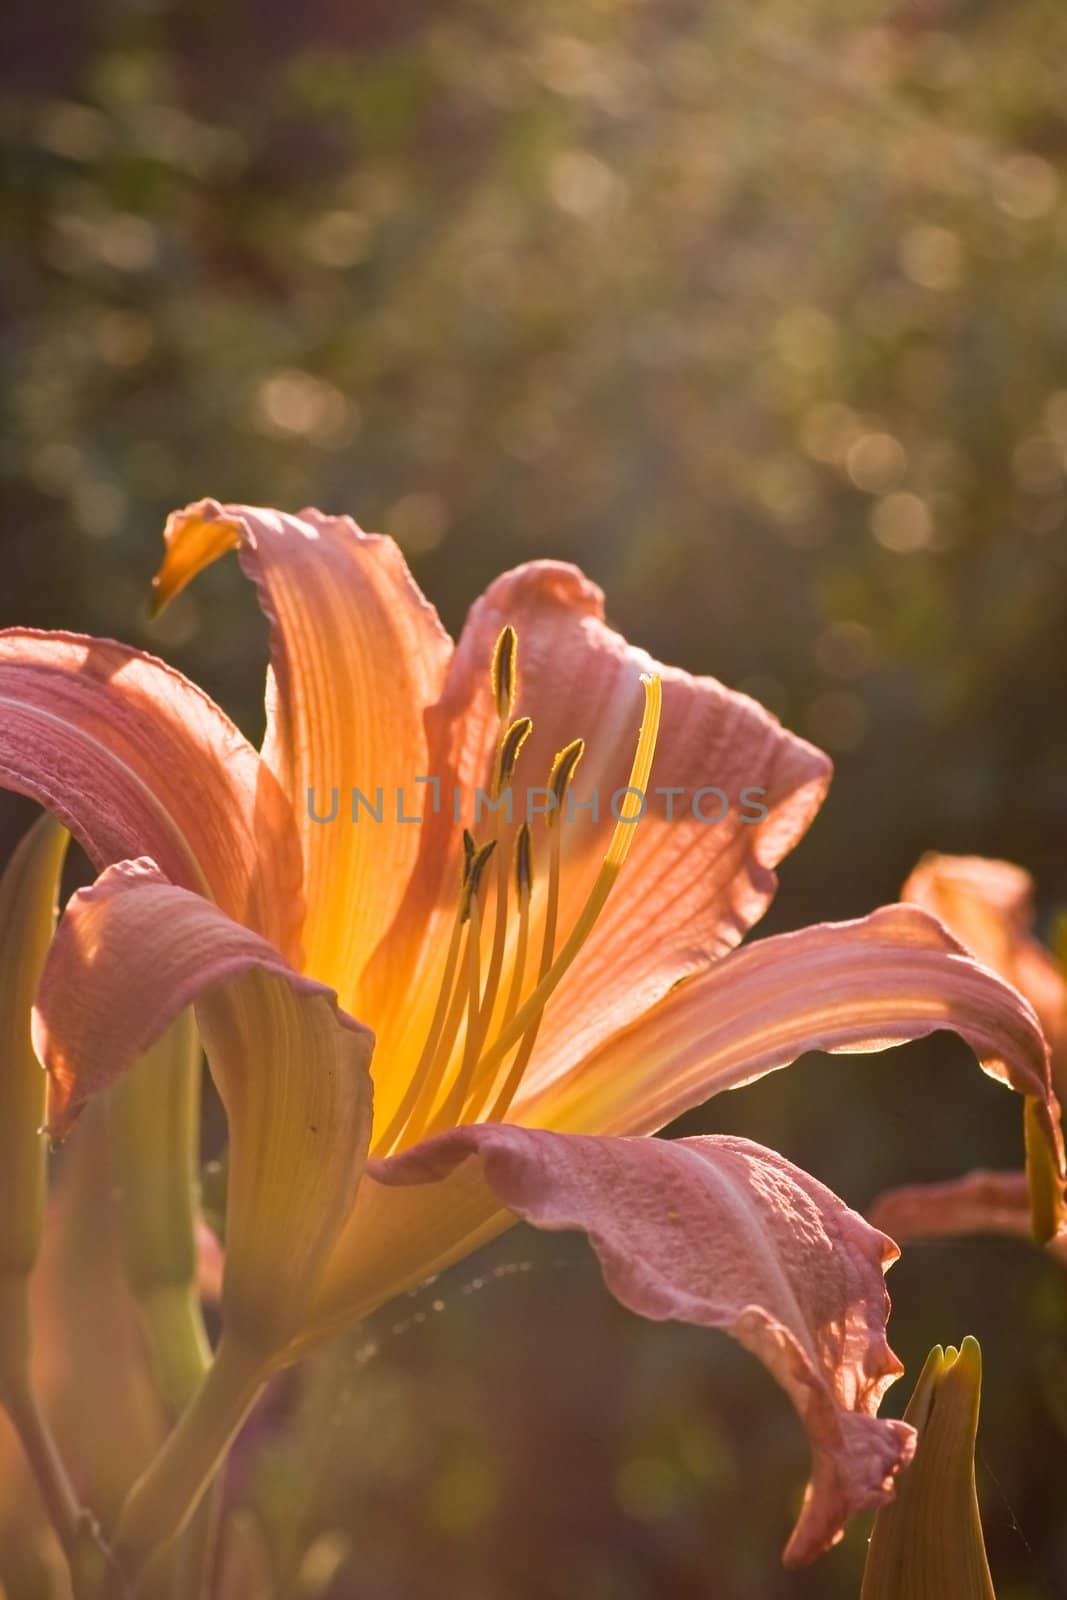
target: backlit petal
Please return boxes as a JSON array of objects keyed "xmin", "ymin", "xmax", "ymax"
[
  {"xmin": 315, "ymin": 1127, "xmax": 914, "ymax": 1566},
  {"xmin": 33, "ymin": 859, "xmax": 374, "ymax": 1355},
  {"xmin": 363, "ymin": 559, "xmax": 830, "ymax": 1109},
  {"xmin": 869, "ymin": 1172, "xmax": 1067, "ymax": 1264},
  {"xmin": 522, "ymin": 906, "xmax": 1059, "ymax": 1152},
  {"xmin": 0, "ymin": 630, "xmax": 303, "ymax": 962},
  {"xmin": 153, "ymin": 500, "xmax": 452, "ymax": 1010},
  {"xmin": 870, "ymin": 1171, "xmax": 1033, "ymax": 1244},
  {"xmin": 904, "ymin": 852, "xmax": 1067, "ymax": 1099}
]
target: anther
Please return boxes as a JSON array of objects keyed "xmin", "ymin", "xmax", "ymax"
[
  {"xmin": 547, "ymin": 738, "xmax": 585, "ymax": 821},
  {"xmin": 491, "ymin": 626, "xmax": 517, "ymax": 720},
  {"xmin": 495, "ymin": 717, "xmax": 533, "ymax": 794},
  {"xmin": 461, "ymin": 839, "xmax": 498, "ymax": 921},
  {"xmin": 461, "ymin": 828, "xmax": 476, "ymax": 883},
  {"xmin": 514, "ymin": 822, "xmax": 533, "ymax": 902}
]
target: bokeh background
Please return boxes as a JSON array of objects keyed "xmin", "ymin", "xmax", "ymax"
[{"xmin": 3, "ymin": 0, "xmax": 1067, "ymax": 1594}]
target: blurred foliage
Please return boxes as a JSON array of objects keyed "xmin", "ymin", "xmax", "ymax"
[{"xmin": 3, "ymin": 0, "xmax": 1067, "ymax": 1595}]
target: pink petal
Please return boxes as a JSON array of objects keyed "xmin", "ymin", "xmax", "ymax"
[
  {"xmin": 869, "ymin": 1171, "xmax": 1033, "ymax": 1243},
  {"xmin": 869, "ymin": 1172, "xmax": 1067, "ymax": 1265},
  {"xmin": 903, "ymin": 851, "xmax": 1067, "ymax": 1099},
  {"xmin": 0, "ymin": 630, "xmax": 303, "ymax": 963},
  {"xmin": 363, "ymin": 559, "xmax": 831, "ymax": 1096},
  {"xmin": 32, "ymin": 858, "xmax": 374, "ymax": 1350},
  {"xmin": 524, "ymin": 905, "xmax": 1060, "ymax": 1152},
  {"xmin": 364, "ymin": 1126, "xmax": 916, "ymax": 1566},
  {"xmin": 197, "ymin": 1221, "xmax": 225, "ymax": 1305},
  {"xmin": 154, "ymin": 500, "xmax": 453, "ymax": 1010}
]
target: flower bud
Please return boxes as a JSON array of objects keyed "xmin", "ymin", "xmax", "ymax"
[{"xmin": 862, "ymin": 1337, "xmax": 995, "ymax": 1599}]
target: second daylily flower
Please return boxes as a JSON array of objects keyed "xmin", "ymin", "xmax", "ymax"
[
  {"xmin": 872, "ymin": 852, "xmax": 1067, "ymax": 1253},
  {"xmin": 0, "ymin": 501, "xmax": 1061, "ymax": 1576}
]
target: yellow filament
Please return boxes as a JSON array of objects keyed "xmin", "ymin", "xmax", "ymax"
[
  {"xmin": 480, "ymin": 825, "xmax": 534, "ymax": 1097},
  {"xmin": 471, "ymin": 673, "xmax": 661, "ymax": 1101},
  {"xmin": 465, "ymin": 817, "xmax": 554, "ymax": 1123},
  {"xmin": 541, "ymin": 816, "xmax": 563, "ymax": 979},
  {"xmin": 373, "ymin": 902, "xmax": 467, "ymax": 1154},
  {"xmin": 420, "ymin": 895, "xmax": 486, "ymax": 1138},
  {"xmin": 471, "ymin": 847, "xmax": 508, "ymax": 1037},
  {"xmin": 375, "ymin": 839, "xmax": 495, "ymax": 1153},
  {"xmin": 484, "ymin": 1004, "xmax": 542, "ymax": 1124},
  {"xmin": 394, "ymin": 919, "xmax": 477, "ymax": 1150},
  {"xmin": 481, "ymin": 817, "xmax": 562, "ymax": 1122},
  {"xmin": 502, "ymin": 838, "xmax": 532, "ymax": 1031},
  {"xmin": 474, "ymin": 716, "xmax": 534, "ymax": 1051}
]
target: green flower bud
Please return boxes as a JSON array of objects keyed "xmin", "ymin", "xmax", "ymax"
[{"xmin": 862, "ymin": 1337, "xmax": 995, "ymax": 1599}]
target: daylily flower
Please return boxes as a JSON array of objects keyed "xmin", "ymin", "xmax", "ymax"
[
  {"xmin": 871, "ymin": 853, "xmax": 1067, "ymax": 1253},
  {"xmin": 904, "ymin": 855, "xmax": 1066, "ymax": 1097},
  {"xmin": 861, "ymin": 1337, "xmax": 995, "ymax": 1599},
  {"xmin": 0, "ymin": 501, "xmax": 1060, "ymax": 1578}
]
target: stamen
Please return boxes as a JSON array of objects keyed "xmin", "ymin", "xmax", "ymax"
[
  {"xmin": 374, "ymin": 838, "xmax": 496, "ymax": 1154},
  {"xmin": 373, "ymin": 895, "xmax": 467, "ymax": 1155},
  {"xmin": 399, "ymin": 943, "xmax": 472, "ymax": 1144},
  {"xmin": 483, "ymin": 996, "xmax": 541, "ymax": 1124},
  {"xmin": 494, "ymin": 716, "xmax": 533, "ymax": 795},
  {"xmin": 481, "ymin": 814, "xmax": 562, "ymax": 1123},
  {"xmin": 471, "ymin": 845, "xmax": 510, "ymax": 1042},
  {"xmin": 548, "ymin": 739, "xmax": 585, "ymax": 821},
  {"xmin": 461, "ymin": 839, "xmax": 498, "ymax": 922},
  {"xmin": 514, "ymin": 821, "xmax": 533, "ymax": 903},
  {"xmin": 420, "ymin": 899, "xmax": 487, "ymax": 1137},
  {"xmin": 382, "ymin": 671, "xmax": 661, "ymax": 1152},
  {"xmin": 468, "ymin": 722, "xmax": 534, "ymax": 1073},
  {"xmin": 465, "ymin": 727, "xmax": 582, "ymax": 1124},
  {"xmin": 469, "ymin": 674, "xmax": 662, "ymax": 1102},
  {"xmin": 491, "ymin": 625, "xmax": 517, "ymax": 720},
  {"xmin": 463, "ymin": 647, "xmax": 530, "ymax": 1078},
  {"xmin": 464, "ymin": 823, "xmax": 538, "ymax": 1123}
]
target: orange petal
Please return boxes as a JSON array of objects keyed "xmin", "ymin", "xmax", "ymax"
[
  {"xmin": 362, "ymin": 559, "xmax": 831, "ymax": 1102},
  {"xmin": 315, "ymin": 1127, "xmax": 914, "ymax": 1567},
  {"xmin": 33, "ymin": 858, "xmax": 374, "ymax": 1354},
  {"xmin": 149, "ymin": 514, "xmax": 240, "ymax": 616},
  {"xmin": 152, "ymin": 501, "xmax": 453, "ymax": 1011},
  {"xmin": 904, "ymin": 851, "xmax": 1067, "ymax": 1099},
  {"xmin": 522, "ymin": 904, "xmax": 1059, "ymax": 1143},
  {"xmin": 0, "ymin": 630, "xmax": 303, "ymax": 963}
]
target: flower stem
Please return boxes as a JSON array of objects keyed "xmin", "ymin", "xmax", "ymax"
[
  {"xmin": 169, "ymin": 1480, "xmax": 224, "ymax": 1600},
  {"xmin": 136, "ymin": 1284, "xmax": 212, "ymax": 1420},
  {"xmin": 0, "ymin": 1375, "xmax": 81, "ymax": 1558},
  {"xmin": 114, "ymin": 1334, "xmax": 267, "ymax": 1580}
]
